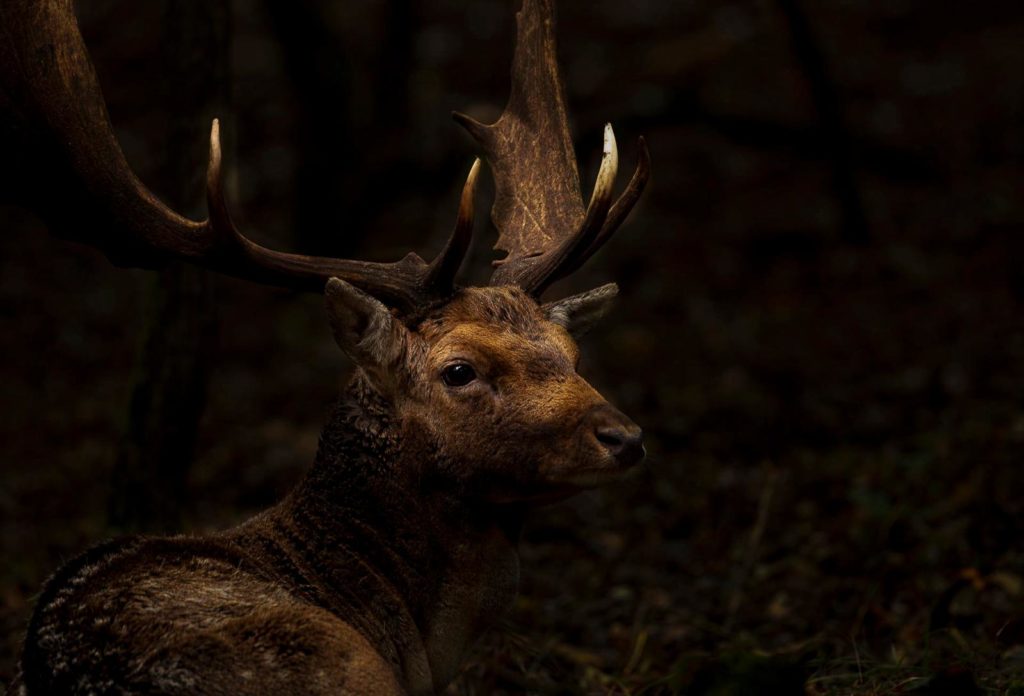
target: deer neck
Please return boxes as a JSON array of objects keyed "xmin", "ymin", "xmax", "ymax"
[{"xmin": 232, "ymin": 377, "xmax": 524, "ymax": 690}]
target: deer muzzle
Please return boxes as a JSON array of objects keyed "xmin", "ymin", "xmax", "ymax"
[{"xmin": 588, "ymin": 404, "xmax": 645, "ymax": 469}]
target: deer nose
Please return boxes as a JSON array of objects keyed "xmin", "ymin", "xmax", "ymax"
[{"xmin": 591, "ymin": 408, "xmax": 645, "ymax": 467}]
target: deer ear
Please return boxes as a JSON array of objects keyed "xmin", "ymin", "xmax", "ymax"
[
  {"xmin": 325, "ymin": 278, "xmax": 410, "ymax": 379},
  {"xmin": 543, "ymin": 283, "xmax": 619, "ymax": 339}
]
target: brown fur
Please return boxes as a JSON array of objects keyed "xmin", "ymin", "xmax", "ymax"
[{"xmin": 17, "ymin": 286, "xmax": 641, "ymax": 694}]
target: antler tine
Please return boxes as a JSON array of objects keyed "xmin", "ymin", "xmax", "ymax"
[
  {"xmin": 555, "ymin": 136, "xmax": 651, "ymax": 281},
  {"xmin": 492, "ymin": 124, "xmax": 619, "ymax": 294},
  {"xmin": 206, "ymin": 118, "xmax": 235, "ymax": 243},
  {"xmin": 423, "ymin": 158, "xmax": 481, "ymax": 295},
  {"xmin": 0, "ymin": 0, "xmax": 481, "ymax": 316},
  {"xmin": 201, "ymin": 118, "xmax": 441, "ymax": 312},
  {"xmin": 457, "ymin": 0, "xmax": 650, "ymax": 297}
]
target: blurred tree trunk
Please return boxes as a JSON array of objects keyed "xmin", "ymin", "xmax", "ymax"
[
  {"xmin": 263, "ymin": 0, "xmax": 356, "ymax": 256},
  {"xmin": 264, "ymin": 0, "xmax": 416, "ymax": 256},
  {"xmin": 109, "ymin": 1, "xmax": 230, "ymax": 533},
  {"xmin": 777, "ymin": 0, "xmax": 868, "ymax": 245}
]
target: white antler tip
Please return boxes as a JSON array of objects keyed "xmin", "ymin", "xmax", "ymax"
[
  {"xmin": 208, "ymin": 119, "xmax": 223, "ymax": 163},
  {"xmin": 592, "ymin": 124, "xmax": 619, "ymax": 198},
  {"xmin": 602, "ymin": 123, "xmax": 616, "ymax": 156},
  {"xmin": 462, "ymin": 158, "xmax": 482, "ymax": 202}
]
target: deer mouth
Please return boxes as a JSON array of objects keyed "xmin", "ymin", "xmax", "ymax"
[{"xmin": 552, "ymin": 445, "xmax": 648, "ymax": 489}]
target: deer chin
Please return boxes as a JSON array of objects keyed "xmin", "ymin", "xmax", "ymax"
[
  {"xmin": 554, "ymin": 465, "xmax": 640, "ymax": 489},
  {"xmin": 484, "ymin": 485, "xmax": 583, "ymax": 506},
  {"xmin": 475, "ymin": 462, "xmax": 605, "ymax": 505},
  {"xmin": 550, "ymin": 447, "xmax": 647, "ymax": 489}
]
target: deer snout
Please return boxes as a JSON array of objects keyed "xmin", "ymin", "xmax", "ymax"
[{"xmin": 590, "ymin": 406, "xmax": 645, "ymax": 467}]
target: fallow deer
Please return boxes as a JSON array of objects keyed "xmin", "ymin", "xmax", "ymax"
[{"xmin": 3, "ymin": 0, "xmax": 651, "ymax": 693}]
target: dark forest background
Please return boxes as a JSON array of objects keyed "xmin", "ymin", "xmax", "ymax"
[{"xmin": 3, "ymin": 0, "xmax": 1024, "ymax": 693}]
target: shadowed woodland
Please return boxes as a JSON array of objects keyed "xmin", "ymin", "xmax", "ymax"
[{"xmin": 2, "ymin": 0, "xmax": 1024, "ymax": 693}]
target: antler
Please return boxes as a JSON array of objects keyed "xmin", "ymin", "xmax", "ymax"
[
  {"xmin": 454, "ymin": 0, "xmax": 650, "ymax": 297},
  {"xmin": 0, "ymin": 0, "xmax": 477, "ymax": 314}
]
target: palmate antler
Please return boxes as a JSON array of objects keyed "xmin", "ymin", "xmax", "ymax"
[
  {"xmin": 0, "ymin": 0, "xmax": 479, "ymax": 315},
  {"xmin": 0, "ymin": 0, "xmax": 645, "ymax": 311},
  {"xmin": 454, "ymin": 0, "xmax": 650, "ymax": 296}
]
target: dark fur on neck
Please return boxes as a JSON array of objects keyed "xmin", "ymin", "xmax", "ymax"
[{"xmin": 229, "ymin": 374, "xmax": 525, "ymax": 687}]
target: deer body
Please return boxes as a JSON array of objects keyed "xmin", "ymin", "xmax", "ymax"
[
  {"xmin": 4, "ymin": 0, "xmax": 651, "ymax": 691},
  {"xmin": 18, "ymin": 287, "xmax": 641, "ymax": 694},
  {"xmin": 20, "ymin": 403, "xmax": 517, "ymax": 695}
]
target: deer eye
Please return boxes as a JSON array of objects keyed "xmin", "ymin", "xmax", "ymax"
[{"xmin": 441, "ymin": 363, "xmax": 477, "ymax": 387}]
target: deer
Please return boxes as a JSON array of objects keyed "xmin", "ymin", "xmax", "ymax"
[{"xmin": 3, "ymin": 0, "xmax": 651, "ymax": 693}]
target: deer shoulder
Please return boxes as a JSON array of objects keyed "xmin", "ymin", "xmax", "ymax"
[{"xmin": 20, "ymin": 536, "xmax": 407, "ymax": 695}]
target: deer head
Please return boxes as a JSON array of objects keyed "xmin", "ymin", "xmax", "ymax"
[
  {"xmin": 325, "ymin": 279, "xmax": 643, "ymax": 503},
  {"xmin": 320, "ymin": 0, "xmax": 649, "ymax": 500}
]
